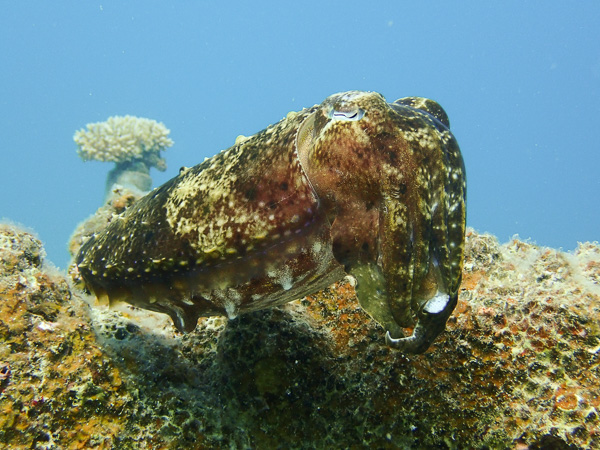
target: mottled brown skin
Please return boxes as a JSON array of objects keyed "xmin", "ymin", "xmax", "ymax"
[
  {"xmin": 76, "ymin": 91, "xmax": 466, "ymax": 353},
  {"xmin": 298, "ymin": 93, "xmax": 466, "ymax": 352}
]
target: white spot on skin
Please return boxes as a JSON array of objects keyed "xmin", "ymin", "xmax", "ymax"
[
  {"xmin": 344, "ymin": 275, "xmax": 357, "ymax": 287},
  {"xmin": 280, "ymin": 272, "xmax": 294, "ymax": 291},
  {"xmin": 312, "ymin": 242, "xmax": 322, "ymax": 254},
  {"xmin": 225, "ymin": 301, "xmax": 238, "ymax": 319},
  {"xmin": 212, "ymin": 288, "xmax": 242, "ymax": 319},
  {"xmin": 267, "ymin": 266, "xmax": 294, "ymax": 291},
  {"xmin": 424, "ymin": 291, "xmax": 450, "ymax": 314}
]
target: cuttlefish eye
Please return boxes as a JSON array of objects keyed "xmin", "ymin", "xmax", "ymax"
[{"xmin": 329, "ymin": 107, "xmax": 365, "ymax": 121}]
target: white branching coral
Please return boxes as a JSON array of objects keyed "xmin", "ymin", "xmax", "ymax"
[
  {"xmin": 74, "ymin": 115, "xmax": 173, "ymax": 166},
  {"xmin": 74, "ymin": 115, "xmax": 175, "ymax": 201}
]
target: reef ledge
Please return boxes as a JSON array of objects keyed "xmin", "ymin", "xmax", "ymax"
[{"xmin": 0, "ymin": 223, "xmax": 598, "ymax": 448}]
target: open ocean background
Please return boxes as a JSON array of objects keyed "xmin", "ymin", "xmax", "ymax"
[{"xmin": 1, "ymin": 2, "xmax": 598, "ymax": 270}]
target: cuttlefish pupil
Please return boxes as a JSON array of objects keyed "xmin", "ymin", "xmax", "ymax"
[
  {"xmin": 330, "ymin": 108, "xmax": 365, "ymax": 121},
  {"xmin": 76, "ymin": 90, "xmax": 466, "ymax": 354}
]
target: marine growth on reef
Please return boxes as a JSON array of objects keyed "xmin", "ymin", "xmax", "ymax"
[{"xmin": 76, "ymin": 91, "xmax": 466, "ymax": 353}]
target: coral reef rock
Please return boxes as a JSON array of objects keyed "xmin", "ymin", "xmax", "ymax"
[
  {"xmin": 1, "ymin": 224, "xmax": 598, "ymax": 448},
  {"xmin": 0, "ymin": 224, "xmax": 131, "ymax": 448}
]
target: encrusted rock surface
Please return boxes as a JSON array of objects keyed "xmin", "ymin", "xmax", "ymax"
[
  {"xmin": 0, "ymin": 224, "xmax": 129, "ymax": 448},
  {"xmin": 1, "ymin": 224, "xmax": 598, "ymax": 448}
]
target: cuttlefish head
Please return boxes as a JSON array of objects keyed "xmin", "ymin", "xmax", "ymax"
[{"xmin": 296, "ymin": 91, "xmax": 466, "ymax": 353}]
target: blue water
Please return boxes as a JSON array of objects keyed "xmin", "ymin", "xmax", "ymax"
[{"xmin": 1, "ymin": 2, "xmax": 598, "ymax": 269}]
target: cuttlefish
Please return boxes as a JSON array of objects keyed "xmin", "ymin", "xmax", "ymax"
[{"xmin": 76, "ymin": 91, "xmax": 466, "ymax": 354}]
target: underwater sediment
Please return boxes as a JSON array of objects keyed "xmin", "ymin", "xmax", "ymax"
[{"xmin": 0, "ymin": 223, "xmax": 598, "ymax": 448}]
